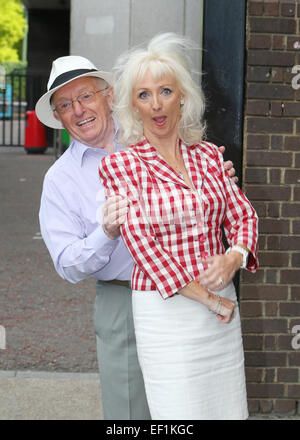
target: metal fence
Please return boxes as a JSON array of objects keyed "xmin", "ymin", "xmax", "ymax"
[
  {"xmin": 0, "ymin": 74, "xmax": 46, "ymax": 147},
  {"xmin": 0, "ymin": 74, "xmax": 26, "ymax": 146}
]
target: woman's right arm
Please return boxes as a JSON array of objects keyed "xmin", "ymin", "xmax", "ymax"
[
  {"xmin": 99, "ymin": 154, "xmax": 194, "ymax": 299},
  {"xmin": 178, "ymin": 281, "xmax": 236, "ymax": 323}
]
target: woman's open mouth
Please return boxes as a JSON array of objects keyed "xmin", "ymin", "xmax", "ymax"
[{"xmin": 152, "ymin": 116, "xmax": 167, "ymax": 127}]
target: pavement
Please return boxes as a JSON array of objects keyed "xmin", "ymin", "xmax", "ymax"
[
  {"xmin": 0, "ymin": 146, "xmax": 104, "ymax": 419},
  {"xmin": 0, "ymin": 370, "xmax": 103, "ymax": 420}
]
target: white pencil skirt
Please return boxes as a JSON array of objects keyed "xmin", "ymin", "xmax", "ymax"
[{"xmin": 132, "ymin": 282, "xmax": 248, "ymax": 420}]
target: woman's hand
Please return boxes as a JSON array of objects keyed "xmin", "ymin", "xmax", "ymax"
[
  {"xmin": 102, "ymin": 195, "xmax": 129, "ymax": 240},
  {"xmin": 207, "ymin": 293, "xmax": 236, "ymax": 323},
  {"xmin": 198, "ymin": 252, "xmax": 243, "ymax": 291}
]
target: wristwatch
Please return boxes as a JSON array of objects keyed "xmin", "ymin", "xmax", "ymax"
[{"xmin": 225, "ymin": 245, "xmax": 249, "ymax": 269}]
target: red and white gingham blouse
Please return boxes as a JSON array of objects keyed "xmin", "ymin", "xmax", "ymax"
[{"xmin": 99, "ymin": 139, "xmax": 259, "ymax": 299}]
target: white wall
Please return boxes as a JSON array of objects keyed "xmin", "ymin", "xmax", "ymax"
[{"xmin": 70, "ymin": 0, "xmax": 203, "ymax": 81}]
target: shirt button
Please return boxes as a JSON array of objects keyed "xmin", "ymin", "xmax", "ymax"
[
  {"xmin": 201, "ymin": 251, "xmax": 209, "ymax": 259},
  {"xmin": 199, "ymin": 235, "xmax": 206, "ymax": 244}
]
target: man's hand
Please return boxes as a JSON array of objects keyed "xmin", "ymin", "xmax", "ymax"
[
  {"xmin": 102, "ymin": 195, "xmax": 129, "ymax": 240},
  {"xmin": 219, "ymin": 145, "xmax": 238, "ymax": 184}
]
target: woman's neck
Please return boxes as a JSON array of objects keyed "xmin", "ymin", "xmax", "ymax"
[
  {"xmin": 145, "ymin": 132, "xmax": 180, "ymax": 160},
  {"xmin": 145, "ymin": 132, "xmax": 195, "ymax": 188}
]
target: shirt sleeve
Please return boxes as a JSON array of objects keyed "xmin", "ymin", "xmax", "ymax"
[
  {"xmin": 39, "ymin": 175, "xmax": 120, "ymax": 283},
  {"xmin": 99, "ymin": 154, "xmax": 194, "ymax": 299},
  {"xmin": 213, "ymin": 145, "xmax": 259, "ymax": 272}
]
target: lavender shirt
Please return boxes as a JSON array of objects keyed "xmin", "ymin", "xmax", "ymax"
[{"xmin": 39, "ymin": 136, "xmax": 133, "ymax": 283}]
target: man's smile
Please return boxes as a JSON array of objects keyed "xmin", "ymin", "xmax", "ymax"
[{"xmin": 77, "ymin": 117, "xmax": 96, "ymax": 127}]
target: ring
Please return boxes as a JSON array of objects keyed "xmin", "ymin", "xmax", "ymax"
[{"xmin": 219, "ymin": 278, "xmax": 224, "ymax": 288}]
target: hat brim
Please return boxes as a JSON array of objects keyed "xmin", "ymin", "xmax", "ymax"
[{"xmin": 35, "ymin": 70, "xmax": 113, "ymax": 129}]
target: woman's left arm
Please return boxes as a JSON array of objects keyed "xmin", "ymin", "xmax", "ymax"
[{"xmin": 198, "ymin": 146, "xmax": 258, "ymax": 291}]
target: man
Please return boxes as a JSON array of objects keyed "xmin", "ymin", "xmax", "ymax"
[{"xmin": 36, "ymin": 55, "xmax": 237, "ymax": 420}]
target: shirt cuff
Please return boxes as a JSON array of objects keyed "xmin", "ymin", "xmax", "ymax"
[
  {"xmin": 159, "ymin": 271, "xmax": 194, "ymax": 299},
  {"xmin": 85, "ymin": 224, "xmax": 120, "ymax": 258},
  {"xmin": 234, "ymin": 238, "xmax": 258, "ymax": 273}
]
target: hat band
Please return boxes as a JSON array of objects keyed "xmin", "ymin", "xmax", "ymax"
[{"xmin": 49, "ymin": 68, "xmax": 98, "ymax": 90}]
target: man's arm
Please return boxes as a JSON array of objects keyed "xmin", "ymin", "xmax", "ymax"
[{"xmin": 39, "ymin": 176, "xmax": 120, "ymax": 283}]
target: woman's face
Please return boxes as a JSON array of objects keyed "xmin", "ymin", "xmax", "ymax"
[{"xmin": 132, "ymin": 69, "xmax": 183, "ymax": 143}]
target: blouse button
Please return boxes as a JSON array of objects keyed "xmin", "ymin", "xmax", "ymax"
[{"xmin": 201, "ymin": 251, "xmax": 209, "ymax": 259}]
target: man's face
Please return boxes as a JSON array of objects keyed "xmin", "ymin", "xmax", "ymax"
[{"xmin": 52, "ymin": 76, "xmax": 114, "ymax": 148}]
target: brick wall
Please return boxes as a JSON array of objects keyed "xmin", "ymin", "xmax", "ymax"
[
  {"xmin": 241, "ymin": 0, "xmax": 300, "ymax": 416},
  {"xmin": 240, "ymin": 0, "xmax": 300, "ymax": 416}
]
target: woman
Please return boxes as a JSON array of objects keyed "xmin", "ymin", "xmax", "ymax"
[{"xmin": 99, "ymin": 33, "xmax": 258, "ymax": 420}]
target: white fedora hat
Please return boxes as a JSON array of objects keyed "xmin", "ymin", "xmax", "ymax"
[{"xmin": 35, "ymin": 55, "xmax": 113, "ymax": 129}]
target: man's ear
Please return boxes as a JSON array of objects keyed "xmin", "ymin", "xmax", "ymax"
[
  {"xmin": 53, "ymin": 111, "xmax": 61, "ymax": 123},
  {"xmin": 105, "ymin": 86, "xmax": 114, "ymax": 110}
]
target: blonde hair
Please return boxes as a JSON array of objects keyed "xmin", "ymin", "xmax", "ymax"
[{"xmin": 112, "ymin": 33, "xmax": 206, "ymax": 146}]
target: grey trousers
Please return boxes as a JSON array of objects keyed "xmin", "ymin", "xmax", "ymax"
[{"xmin": 94, "ymin": 281, "xmax": 151, "ymax": 420}]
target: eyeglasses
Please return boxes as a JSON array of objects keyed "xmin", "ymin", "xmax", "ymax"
[{"xmin": 52, "ymin": 88, "xmax": 109, "ymax": 114}]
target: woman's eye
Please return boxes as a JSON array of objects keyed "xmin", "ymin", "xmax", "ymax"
[
  {"xmin": 162, "ymin": 88, "xmax": 172, "ymax": 95},
  {"xmin": 139, "ymin": 91, "xmax": 148, "ymax": 99}
]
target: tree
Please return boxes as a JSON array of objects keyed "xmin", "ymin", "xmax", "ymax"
[{"xmin": 0, "ymin": 0, "xmax": 27, "ymax": 63}]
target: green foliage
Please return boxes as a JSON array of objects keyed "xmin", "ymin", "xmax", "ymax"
[
  {"xmin": 0, "ymin": 0, "xmax": 27, "ymax": 63},
  {"xmin": 1, "ymin": 60, "xmax": 27, "ymax": 75}
]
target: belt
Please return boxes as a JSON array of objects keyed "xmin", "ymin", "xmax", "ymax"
[{"xmin": 107, "ymin": 279, "xmax": 130, "ymax": 288}]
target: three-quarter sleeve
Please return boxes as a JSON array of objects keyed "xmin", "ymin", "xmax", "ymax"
[
  {"xmin": 99, "ymin": 153, "xmax": 194, "ymax": 299},
  {"xmin": 213, "ymin": 146, "xmax": 259, "ymax": 271}
]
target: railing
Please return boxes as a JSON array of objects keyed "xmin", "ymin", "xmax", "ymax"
[
  {"xmin": 0, "ymin": 74, "xmax": 46, "ymax": 147},
  {"xmin": 0, "ymin": 74, "xmax": 26, "ymax": 146}
]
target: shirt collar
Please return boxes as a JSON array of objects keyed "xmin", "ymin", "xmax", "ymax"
[
  {"xmin": 70, "ymin": 118, "xmax": 122, "ymax": 167},
  {"xmin": 133, "ymin": 138, "xmax": 188, "ymax": 161}
]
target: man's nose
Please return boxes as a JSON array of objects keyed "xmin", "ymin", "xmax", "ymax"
[{"xmin": 72, "ymin": 99, "xmax": 85, "ymax": 115}]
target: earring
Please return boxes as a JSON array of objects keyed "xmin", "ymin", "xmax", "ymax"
[{"xmin": 180, "ymin": 99, "xmax": 185, "ymax": 106}]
